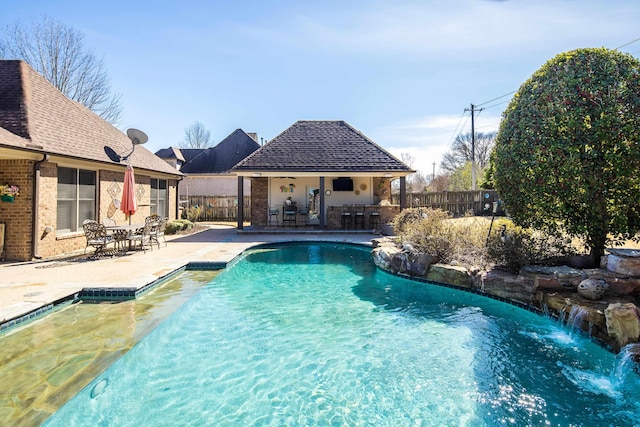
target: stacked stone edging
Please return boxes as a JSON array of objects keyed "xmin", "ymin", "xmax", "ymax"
[{"xmin": 371, "ymin": 237, "xmax": 640, "ymax": 354}]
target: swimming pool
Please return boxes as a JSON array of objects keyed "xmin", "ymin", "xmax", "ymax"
[{"xmin": 44, "ymin": 243, "xmax": 640, "ymax": 426}]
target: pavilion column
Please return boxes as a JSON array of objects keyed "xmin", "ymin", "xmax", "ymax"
[
  {"xmin": 319, "ymin": 176, "xmax": 326, "ymax": 229},
  {"xmin": 237, "ymin": 176, "xmax": 244, "ymax": 230},
  {"xmin": 399, "ymin": 176, "xmax": 407, "ymax": 210}
]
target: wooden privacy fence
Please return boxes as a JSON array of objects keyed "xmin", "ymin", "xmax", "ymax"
[
  {"xmin": 181, "ymin": 196, "xmax": 251, "ymax": 221},
  {"xmin": 392, "ymin": 190, "xmax": 500, "ymax": 217}
]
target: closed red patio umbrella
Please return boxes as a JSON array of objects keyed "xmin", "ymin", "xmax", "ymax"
[{"xmin": 121, "ymin": 164, "xmax": 137, "ymax": 223}]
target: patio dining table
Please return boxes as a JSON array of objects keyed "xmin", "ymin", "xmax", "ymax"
[{"xmin": 105, "ymin": 223, "xmax": 144, "ymax": 251}]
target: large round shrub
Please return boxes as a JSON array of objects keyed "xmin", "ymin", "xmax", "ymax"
[{"xmin": 494, "ymin": 48, "xmax": 640, "ymax": 265}]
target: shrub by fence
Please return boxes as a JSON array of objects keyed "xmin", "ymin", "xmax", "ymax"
[{"xmin": 180, "ymin": 196, "xmax": 251, "ymax": 221}]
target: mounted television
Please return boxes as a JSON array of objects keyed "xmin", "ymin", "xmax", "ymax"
[{"xmin": 332, "ymin": 177, "xmax": 353, "ymax": 192}]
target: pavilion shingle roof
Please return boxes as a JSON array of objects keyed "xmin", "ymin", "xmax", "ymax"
[
  {"xmin": 232, "ymin": 120, "xmax": 413, "ymax": 173},
  {"xmin": 0, "ymin": 60, "xmax": 180, "ymax": 176}
]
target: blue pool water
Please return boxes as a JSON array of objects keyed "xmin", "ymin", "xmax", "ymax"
[{"xmin": 45, "ymin": 243, "xmax": 640, "ymax": 426}]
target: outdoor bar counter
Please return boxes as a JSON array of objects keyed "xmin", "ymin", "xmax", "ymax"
[{"xmin": 326, "ymin": 204, "xmax": 399, "ymax": 230}]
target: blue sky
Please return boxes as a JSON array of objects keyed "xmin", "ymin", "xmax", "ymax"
[{"xmin": 3, "ymin": 0, "xmax": 640, "ymax": 175}]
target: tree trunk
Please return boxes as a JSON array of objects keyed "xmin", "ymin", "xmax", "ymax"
[{"xmin": 589, "ymin": 238, "xmax": 606, "ymax": 269}]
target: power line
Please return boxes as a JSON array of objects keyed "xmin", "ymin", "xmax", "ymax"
[
  {"xmin": 437, "ymin": 35, "xmax": 640, "ymax": 176},
  {"xmin": 446, "ymin": 110, "xmax": 470, "ymax": 148},
  {"xmin": 615, "ymin": 36, "xmax": 640, "ymax": 50},
  {"xmin": 475, "ymin": 122, "xmax": 499, "ymax": 131},
  {"xmin": 481, "ymin": 99, "xmax": 511, "ymax": 110},
  {"xmin": 476, "ymin": 91, "xmax": 516, "ymax": 107}
]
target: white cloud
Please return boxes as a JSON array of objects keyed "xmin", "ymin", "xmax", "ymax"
[{"xmin": 256, "ymin": 0, "xmax": 638, "ymax": 59}]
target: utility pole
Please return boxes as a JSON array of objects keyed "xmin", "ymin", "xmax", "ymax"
[
  {"xmin": 464, "ymin": 103, "xmax": 484, "ymax": 190},
  {"xmin": 432, "ymin": 162, "xmax": 436, "ymax": 182}
]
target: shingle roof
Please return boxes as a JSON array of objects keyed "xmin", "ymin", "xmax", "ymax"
[
  {"xmin": 232, "ymin": 120, "xmax": 413, "ymax": 173},
  {"xmin": 0, "ymin": 60, "xmax": 180, "ymax": 176},
  {"xmin": 155, "ymin": 146, "xmax": 185, "ymax": 162},
  {"xmin": 175, "ymin": 148, "xmax": 204, "ymax": 164},
  {"xmin": 180, "ymin": 129, "xmax": 260, "ymax": 174}
]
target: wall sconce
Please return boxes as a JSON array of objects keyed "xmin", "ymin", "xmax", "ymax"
[{"xmin": 41, "ymin": 225, "xmax": 54, "ymax": 240}]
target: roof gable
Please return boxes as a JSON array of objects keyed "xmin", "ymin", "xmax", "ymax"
[
  {"xmin": 0, "ymin": 61, "xmax": 29, "ymax": 139},
  {"xmin": 0, "ymin": 60, "xmax": 179, "ymax": 176},
  {"xmin": 174, "ymin": 129, "xmax": 260, "ymax": 174},
  {"xmin": 232, "ymin": 120, "xmax": 413, "ymax": 173},
  {"xmin": 155, "ymin": 147, "xmax": 185, "ymax": 162}
]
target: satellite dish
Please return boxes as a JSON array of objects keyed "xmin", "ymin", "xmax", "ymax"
[
  {"xmin": 119, "ymin": 128, "xmax": 148, "ymax": 161},
  {"xmin": 127, "ymin": 128, "xmax": 148, "ymax": 145}
]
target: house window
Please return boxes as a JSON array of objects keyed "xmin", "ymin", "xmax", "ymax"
[
  {"xmin": 57, "ymin": 167, "xmax": 96, "ymax": 234},
  {"xmin": 150, "ymin": 179, "xmax": 167, "ymax": 217}
]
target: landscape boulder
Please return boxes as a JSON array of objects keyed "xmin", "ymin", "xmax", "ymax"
[
  {"xmin": 426, "ymin": 264, "xmax": 473, "ymax": 289},
  {"xmin": 607, "ymin": 248, "xmax": 640, "ymax": 277},
  {"xmin": 605, "ymin": 302, "xmax": 640, "ymax": 351}
]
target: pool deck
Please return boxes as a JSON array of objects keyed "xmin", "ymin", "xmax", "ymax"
[{"xmin": 0, "ymin": 224, "xmax": 378, "ymax": 330}]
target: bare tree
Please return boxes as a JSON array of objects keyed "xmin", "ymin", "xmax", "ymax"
[
  {"xmin": 440, "ymin": 131, "xmax": 496, "ymax": 173},
  {"xmin": 392, "ymin": 152, "xmax": 417, "ymax": 193},
  {"xmin": 0, "ymin": 15, "xmax": 122, "ymax": 123},
  {"xmin": 428, "ymin": 174, "xmax": 451, "ymax": 192},
  {"xmin": 180, "ymin": 121, "xmax": 212, "ymax": 149},
  {"xmin": 411, "ymin": 171, "xmax": 429, "ymax": 192},
  {"xmin": 400, "ymin": 152, "xmax": 415, "ymax": 169}
]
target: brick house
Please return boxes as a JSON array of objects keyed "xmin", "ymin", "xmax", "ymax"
[
  {"xmin": 156, "ymin": 128, "xmax": 260, "ymax": 207},
  {"xmin": 0, "ymin": 60, "xmax": 181, "ymax": 261},
  {"xmin": 231, "ymin": 120, "xmax": 414, "ymax": 229}
]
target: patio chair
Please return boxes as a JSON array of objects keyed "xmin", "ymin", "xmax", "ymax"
[
  {"xmin": 148, "ymin": 214, "xmax": 168, "ymax": 249},
  {"xmin": 283, "ymin": 203, "xmax": 297, "ymax": 227},
  {"xmin": 111, "ymin": 229, "xmax": 129, "ymax": 252},
  {"xmin": 128, "ymin": 217, "xmax": 155, "ymax": 253},
  {"xmin": 82, "ymin": 220, "xmax": 116, "ymax": 257},
  {"xmin": 101, "ymin": 217, "xmax": 128, "ymax": 251}
]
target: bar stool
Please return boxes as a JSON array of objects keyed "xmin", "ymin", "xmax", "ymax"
[
  {"xmin": 368, "ymin": 206, "xmax": 380, "ymax": 229},
  {"xmin": 340, "ymin": 204, "xmax": 352, "ymax": 229},
  {"xmin": 297, "ymin": 207, "xmax": 309, "ymax": 227},
  {"xmin": 283, "ymin": 203, "xmax": 297, "ymax": 227},
  {"xmin": 268, "ymin": 208, "xmax": 279, "ymax": 227},
  {"xmin": 353, "ymin": 204, "xmax": 365, "ymax": 229}
]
